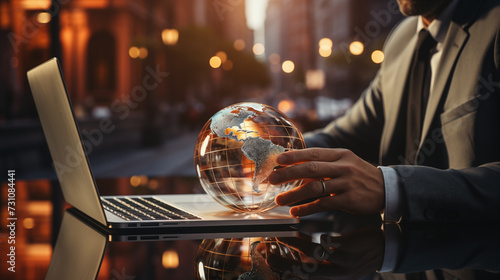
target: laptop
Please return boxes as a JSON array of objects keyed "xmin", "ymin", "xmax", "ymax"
[
  {"xmin": 46, "ymin": 209, "xmax": 298, "ymax": 280},
  {"xmin": 27, "ymin": 58, "xmax": 298, "ymax": 229}
]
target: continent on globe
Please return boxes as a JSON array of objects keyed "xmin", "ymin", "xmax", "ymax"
[
  {"xmin": 210, "ymin": 104, "xmax": 285, "ymax": 193},
  {"xmin": 241, "ymin": 137, "xmax": 284, "ymax": 193},
  {"xmin": 194, "ymin": 102, "xmax": 305, "ymax": 213}
]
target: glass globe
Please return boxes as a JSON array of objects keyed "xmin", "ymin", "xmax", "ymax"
[
  {"xmin": 193, "ymin": 102, "xmax": 305, "ymax": 213},
  {"xmin": 194, "ymin": 237, "xmax": 301, "ymax": 280}
]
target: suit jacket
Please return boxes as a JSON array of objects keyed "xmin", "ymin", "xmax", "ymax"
[{"xmin": 305, "ymin": 0, "xmax": 500, "ymax": 222}]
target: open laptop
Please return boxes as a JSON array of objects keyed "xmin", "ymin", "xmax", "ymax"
[
  {"xmin": 27, "ymin": 58, "xmax": 298, "ymax": 229},
  {"xmin": 46, "ymin": 209, "xmax": 298, "ymax": 280}
]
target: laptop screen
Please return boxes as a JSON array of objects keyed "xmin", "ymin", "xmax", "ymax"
[{"xmin": 27, "ymin": 58, "xmax": 107, "ymax": 225}]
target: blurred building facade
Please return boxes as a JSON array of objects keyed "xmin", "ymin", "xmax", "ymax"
[
  {"xmin": 0, "ymin": 0, "xmax": 254, "ymax": 121},
  {"xmin": 0, "ymin": 0, "xmax": 404, "ymax": 175},
  {"xmin": 0, "ymin": 0, "xmax": 258, "ymax": 176},
  {"xmin": 265, "ymin": 0, "xmax": 403, "ymax": 102}
]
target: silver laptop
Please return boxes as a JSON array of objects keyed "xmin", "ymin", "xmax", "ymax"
[
  {"xmin": 46, "ymin": 209, "xmax": 298, "ymax": 280},
  {"xmin": 27, "ymin": 58, "xmax": 298, "ymax": 229}
]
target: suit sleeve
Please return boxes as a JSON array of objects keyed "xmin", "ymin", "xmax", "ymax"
[
  {"xmin": 304, "ymin": 71, "xmax": 385, "ymax": 163},
  {"xmin": 392, "ymin": 162, "xmax": 500, "ymax": 222}
]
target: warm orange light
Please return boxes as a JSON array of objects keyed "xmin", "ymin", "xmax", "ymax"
[
  {"xmin": 278, "ymin": 100, "xmax": 296, "ymax": 114},
  {"xmin": 216, "ymin": 51, "xmax": 227, "ymax": 63},
  {"xmin": 210, "ymin": 56, "xmax": 222, "ymax": 68},
  {"xmin": 319, "ymin": 47, "xmax": 332, "ymax": 57},
  {"xmin": 148, "ymin": 179, "xmax": 159, "ymax": 190},
  {"xmin": 36, "ymin": 12, "xmax": 51, "ymax": 24},
  {"xmin": 233, "ymin": 39, "xmax": 245, "ymax": 51},
  {"xmin": 139, "ymin": 175, "xmax": 148, "ymax": 185},
  {"xmin": 162, "ymin": 250, "xmax": 179, "ymax": 269},
  {"xmin": 252, "ymin": 43, "xmax": 265, "ymax": 55},
  {"xmin": 20, "ymin": 0, "xmax": 51, "ymax": 10},
  {"xmin": 306, "ymin": 69, "xmax": 326, "ymax": 90},
  {"xmin": 139, "ymin": 47, "xmax": 148, "ymax": 59},
  {"xmin": 349, "ymin": 41, "xmax": 364, "ymax": 55},
  {"xmin": 130, "ymin": 175, "xmax": 141, "ymax": 187},
  {"xmin": 129, "ymin": 46, "xmax": 140, "ymax": 59},
  {"xmin": 282, "ymin": 60, "xmax": 294, "ymax": 73},
  {"xmin": 0, "ymin": 2, "xmax": 10, "ymax": 29},
  {"xmin": 23, "ymin": 218, "xmax": 35, "ymax": 229},
  {"xmin": 162, "ymin": 29, "xmax": 179, "ymax": 45},
  {"xmin": 319, "ymin": 38, "xmax": 333, "ymax": 49},
  {"xmin": 371, "ymin": 50, "xmax": 384, "ymax": 64}
]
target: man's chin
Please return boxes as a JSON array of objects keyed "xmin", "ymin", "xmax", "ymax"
[{"xmin": 397, "ymin": 0, "xmax": 451, "ymax": 17}]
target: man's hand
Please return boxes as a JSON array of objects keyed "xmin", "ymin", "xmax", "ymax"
[{"xmin": 269, "ymin": 148, "xmax": 385, "ymax": 216}]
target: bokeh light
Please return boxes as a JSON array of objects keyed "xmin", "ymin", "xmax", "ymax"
[
  {"xmin": 318, "ymin": 38, "xmax": 332, "ymax": 49},
  {"xmin": 36, "ymin": 12, "xmax": 51, "ymax": 24},
  {"xmin": 319, "ymin": 47, "xmax": 332, "ymax": 57},
  {"xmin": 138, "ymin": 47, "xmax": 148, "ymax": 59},
  {"xmin": 282, "ymin": 60, "xmax": 294, "ymax": 73},
  {"xmin": 162, "ymin": 250, "xmax": 179, "ymax": 269},
  {"xmin": 252, "ymin": 43, "xmax": 265, "ymax": 55},
  {"xmin": 233, "ymin": 39, "xmax": 245, "ymax": 51},
  {"xmin": 162, "ymin": 28, "xmax": 179, "ymax": 45},
  {"xmin": 209, "ymin": 56, "xmax": 222, "ymax": 68},
  {"xmin": 269, "ymin": 53, "xmax": 280, "ymax": 64},
  {"xmin": 130, "ymin": 175, "xmax": 140, "ymax": 187},
  {"xmin": 128, "ymin": 46, "xmax": 140, "ymax": 58},
  {"xmin": 23, "ymin": 218, "xmax": 35, "ymax": 229},
  {"xmin": 371, "ymin": 50, "xmax": 384, "ymax": 64},
  {"xmin": 278, "ymin": 99, "xmax": 296, "ymax": 114},
  {"xmin": 349, "ymin": 41, "xmax": 364, "ymax": 55},
  {"xmin": 215, "ymin": 51, "xmax": 227, "ymax": 63}
]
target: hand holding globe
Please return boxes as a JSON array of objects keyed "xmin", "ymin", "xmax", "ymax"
[{"xmin": 193, "ymin": 102, "xmax": 305, "ymax": 213}]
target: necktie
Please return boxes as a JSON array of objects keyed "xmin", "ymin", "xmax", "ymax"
[{"xmin": 405, "ymin": 29, "xmax": 437, "ymax": 164}]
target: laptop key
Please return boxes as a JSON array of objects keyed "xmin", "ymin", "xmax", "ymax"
[
  {"xmin": 101, "ymin": 199, "xmax": 144, "ymax": 220},
  {"xmin": 101, "ymin": 197, "xmax": 202, "ymax": 221},
  {"xmin": 139, "ymin": 197, "xmax": 201, "ymax": 220}
]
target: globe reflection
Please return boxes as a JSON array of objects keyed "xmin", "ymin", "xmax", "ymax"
[
  {"xmin": 193, "ymin": 102, "xmax": 306, "ymax": 213},
  {"xmin": 194, "ymin": 237, "xmax": 300, "ymax": 280}
]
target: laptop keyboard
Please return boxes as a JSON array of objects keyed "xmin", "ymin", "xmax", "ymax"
[{"xmin": 101, "ymin": 197, "xmax": 201, "ymax": 221}]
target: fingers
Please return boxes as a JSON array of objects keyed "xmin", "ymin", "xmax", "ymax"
[
  {"xmin": 289, "ymin": 196, "xmax": 335, "ymax": 216},
  {"xmin": 270, "ymin": 161, "xmax": 343, "ymax": 184},
  {"xmin": 288, "ymin": 195, "xmax": 352, "ymax": 217},
  {"xmin": 275, "ymin": 179, "xmax": 348, "ymax": 207},
  {"xmin": 277, "ymin": 148, "xmax": 348, "ymax": 166},
  {"xmin": 270, "ymin": 148, "xmax": 351, "ymax": 184}
]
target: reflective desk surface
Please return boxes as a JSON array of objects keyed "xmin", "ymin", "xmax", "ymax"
[{"xmin": 2, "ymin": 176, "xmax": 500, "ymax": 280}]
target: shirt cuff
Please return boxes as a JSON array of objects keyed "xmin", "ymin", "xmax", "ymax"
[
  {"xmin": 378, "ymin": 166, "xmax": 403, "ymax": 223},
  {"xmin": 378, "ymin": 223, "xmax": 402, "ymax": 272}
]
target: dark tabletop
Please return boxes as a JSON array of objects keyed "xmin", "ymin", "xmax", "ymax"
[{"xmin": 2, "ymin": 176, "xmax": 500, "ymax": 280}]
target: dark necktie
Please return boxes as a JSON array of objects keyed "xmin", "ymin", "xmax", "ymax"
[{"xmin": 405, "ymin": 29, "xmax": 437, "ymax": 164}]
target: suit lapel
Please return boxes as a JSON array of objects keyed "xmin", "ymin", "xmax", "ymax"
[
  {"xmin": 417, "ymin": 0, "xmax": 483, "ymax": 150},
  {"xmin": 418, "ymin": 22, "xmax": 469, "ymax": 148},
  {"xmin": 380, "ymin": 27, "xmax": 418, "ymax": 164}
]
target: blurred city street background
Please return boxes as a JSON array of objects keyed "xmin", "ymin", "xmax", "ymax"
[
  {"xmin": 0, "ymin": 0, "xmax": 403, "ymax": 179},
  {"xmin": 0, "ymin": 1, "xmax": 405, "ymax": 277}
]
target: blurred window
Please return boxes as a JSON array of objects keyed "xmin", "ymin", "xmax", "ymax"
[{"xmin": 86, "ymin": 31, "xmax": 116, "ymax": 92}]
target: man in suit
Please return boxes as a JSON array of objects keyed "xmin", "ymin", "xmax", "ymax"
[{"xmin": 269, "ymin": 0, "xmax": 500, "ymax": 223}]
